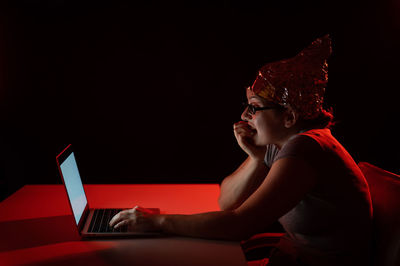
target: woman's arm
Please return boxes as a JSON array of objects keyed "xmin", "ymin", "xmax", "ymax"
[
  {"xmin": 158, "ymin": 157, "xmax": 317, "ymax": 240},
  {"xmin": 218, "ymin": 121, "xmax": 271, "ymax": 211},
  {"xmin": 110, "ymin": 157, "xmax": 317, "ymax": 241},
  {"xmin": 218, "ymin": 156, "xmax": 269, "ymax": 211}
]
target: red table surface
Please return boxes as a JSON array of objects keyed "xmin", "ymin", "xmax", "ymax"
[
  {"xmin": 0, "ymin": 184, "xmax": 221, "ymax": 222},
  {"xmin": 0, "ymin": 184, "xmax": 246, "ymax": 266}
]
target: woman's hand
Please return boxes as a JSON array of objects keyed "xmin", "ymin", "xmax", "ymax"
[
  {"xmin": 109, "ymin": 206, "xmax": 161, "ymax": 232},
  {"xmin": 233, "ymin": 121, "xmax": 266, "ymax": 161}
]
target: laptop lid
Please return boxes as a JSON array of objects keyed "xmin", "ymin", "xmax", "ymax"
[
  {"xmin": 56, "ymin": 144, "xmax": 90, "ymax": 231},
  {"xmin": 56, "ymin": 144, "xmax": 161, "ymax": 237}
]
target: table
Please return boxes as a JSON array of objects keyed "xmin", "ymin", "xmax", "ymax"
[{"xmin": 0, "ymin": 184, "xmax": 247, "ymax": 265}]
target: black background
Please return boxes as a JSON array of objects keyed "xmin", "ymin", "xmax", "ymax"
[{"xmin": 1, "ymin": 0, "xmax": 399, "ymax": 201}]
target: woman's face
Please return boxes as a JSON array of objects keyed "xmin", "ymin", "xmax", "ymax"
[{"xmin": 241, "ymin": 92, "xmax": 287, "ymax": 147}]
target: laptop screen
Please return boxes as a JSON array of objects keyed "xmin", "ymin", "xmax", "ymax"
[{"xmin": 60, "ymin": 152, "xmax": 88, "ymax": 225}]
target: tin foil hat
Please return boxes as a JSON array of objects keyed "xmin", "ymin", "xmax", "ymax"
[{"xmin": 249, "ymin": 35, "xmax": 332, "ymax": 119}]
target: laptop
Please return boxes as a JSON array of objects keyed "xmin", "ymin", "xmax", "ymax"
[{"xmin": 56, "ymin": 144, "xmax": 160, "ymax": 238}]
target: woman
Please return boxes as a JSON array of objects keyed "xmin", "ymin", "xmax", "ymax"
[{"xmin": 110, "ymin": 35, "xmax": 373, "ymax": 266}]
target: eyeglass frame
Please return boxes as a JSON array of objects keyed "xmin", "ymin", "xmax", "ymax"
[{"xmin": 242, "ymin": 102, "xmax": 284, "ymax": 115}]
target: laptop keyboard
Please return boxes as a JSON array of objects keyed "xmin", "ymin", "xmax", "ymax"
[{"xmin": 88, "ymin": 208, "xmax": 128, "ymax": 233}]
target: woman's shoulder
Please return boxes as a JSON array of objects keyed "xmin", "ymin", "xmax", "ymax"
[
  {"xmin": 298, "ymin": 128, "xmax": 333, "ymax": 141},
  {"xmin": 275, "ymin": 129, "xmax": 330, "ymax": 163},
  {"xmin": 286, "ymin": 129, "xmax": 328, "ymax": 151}
]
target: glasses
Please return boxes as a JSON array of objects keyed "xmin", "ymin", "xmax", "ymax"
[{"xmin": 242, "ymin": 102, "xmax": 281, "ymax": 115}]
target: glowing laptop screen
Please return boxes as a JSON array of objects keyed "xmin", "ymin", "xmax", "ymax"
[{"xmin": 60, "ymin": 152, "xmax": 88, "ymax": 225}]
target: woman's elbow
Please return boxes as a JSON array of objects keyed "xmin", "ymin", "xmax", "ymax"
[
  {"xmin": 218, "ymin": 195, "xmax": 238, "ymax": 211},
  {"xmin": 224, "ymin": 211, "xmax": 260, "ymax": 241},
  {"xmin": 218, "ymin": 196, "xmax": 229, "ymax": 211}
]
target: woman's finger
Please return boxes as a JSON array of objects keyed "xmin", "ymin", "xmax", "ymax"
[
  {"xmin": 109, "ymin": 213, "xmax": 121, "ymax": 227},
  {"xmin": 109, "ymin": 209, "xmax": 129, "ymax": 227},
  {"xmin": 114, "ymin": 219, "xmax": 130, "ymax": 229},
  {"xmin": 235, "ymin": 127, "xmax": 255, "ymax": 135},
  {"xmin": 234, "ymin": 129, "xmax": 255, "ymax": 140},
  {"xmin": 233, "ymin": 122, "xmax": 251, "ymax": 130},
  {"xmin": 234, "ymin": 123, "xmax": 255, "ymax": 134}
]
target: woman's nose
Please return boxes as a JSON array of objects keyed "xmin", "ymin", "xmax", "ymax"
[{"xmin": 241, "ymin": 108, "xmax": 251, "ymax": 121}]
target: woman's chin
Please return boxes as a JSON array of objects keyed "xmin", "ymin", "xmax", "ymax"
[{"xmin": 253, "ymin": 136, "xmax": 267, "ymax": 146}]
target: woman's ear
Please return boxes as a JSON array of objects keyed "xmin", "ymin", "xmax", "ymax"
[{"xmin": 284, "ymin": 106, "xmax": 298, "ymax": 128}]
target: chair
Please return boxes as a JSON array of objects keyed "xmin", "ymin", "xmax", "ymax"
[
  {"xmin": 241, "ymin": 162, "xmax": 400, "ymax": 266},
  {"xmin": 358, "ymin": 162, "xmax": 400, "ymax": 266},
  {"xmin": 241, "ymin": 232, "xmax": 284, "ymax": 263}
]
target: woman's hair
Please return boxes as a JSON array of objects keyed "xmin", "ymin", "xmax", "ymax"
[
  {"xmin": 300, "ymin": 107, "xmax": 335, "ymax": 129},
  {"xmin": 261, "ymin": 96, "xmax": 335, "ymax": 129}
]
